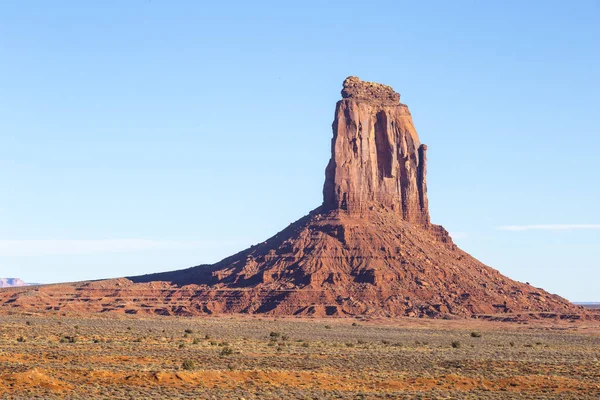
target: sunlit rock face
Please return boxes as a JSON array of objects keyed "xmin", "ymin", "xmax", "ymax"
[{"xmin": 323, "ymin": 77, "xmax": 429, "ymax": 226}]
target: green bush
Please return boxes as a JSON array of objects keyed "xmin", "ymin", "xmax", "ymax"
[{"xmin": 182, "ymin": 359, "xmax": 196, "ymax": 371}]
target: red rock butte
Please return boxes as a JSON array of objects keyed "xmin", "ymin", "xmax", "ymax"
[{"xmin": 0, "ymin": 77, "xmax": 587, "ymax": 319}]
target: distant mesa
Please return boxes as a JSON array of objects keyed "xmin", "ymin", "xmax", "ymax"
[
  {"xmin": 575, "ymin": 303, "xmax": 600, "ymax": 309},
  {"xmin": 0, "ymin": 278, "xmax": 30, "ymax": 288},
  {"xmin": 0, "ymin": 77, "xmax": 589, "ymax": 319}
]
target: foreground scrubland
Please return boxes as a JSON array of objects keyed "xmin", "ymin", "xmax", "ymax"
[{"xmin": 0, "ymin": 314, "xmax": 599, "ymax": 399}]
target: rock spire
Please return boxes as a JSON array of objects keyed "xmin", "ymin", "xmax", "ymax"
[{"xmin": 323, "ymin": 76, "xmax": 429, "ymax": 226}]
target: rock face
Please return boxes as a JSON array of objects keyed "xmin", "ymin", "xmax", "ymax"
[
  {"xmin": 0, "ymin": 77, "xmax": 584, "ymax": 319},
  {"xmin": 0, "ymin": 278, "xmax": 29, "ymax": 288},
  {"xmin": 324, "ymin": 77, "xmax": 429, "ymax": 226}
]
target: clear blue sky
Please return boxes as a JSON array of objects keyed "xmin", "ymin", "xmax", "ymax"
[{"xmin": 1, "ymin": 1, "xmax": 598, "ymax": 301}]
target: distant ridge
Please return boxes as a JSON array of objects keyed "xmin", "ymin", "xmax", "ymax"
[
  {"xmin": 575, "ymin": 303, "xmax": 600, "ymax": 309},
  {"xmin": 0, "ymin": 278, "xmax": 30, "ymax": 288}
]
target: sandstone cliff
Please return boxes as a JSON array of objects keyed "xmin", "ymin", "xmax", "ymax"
[{"xmin": 324, "ymin": 77, "xmax": 429, "ymax": 226}]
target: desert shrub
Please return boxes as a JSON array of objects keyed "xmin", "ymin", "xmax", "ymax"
[
  {"xmin": 178, "ymin": 343, "xmax": 185, "ymax": 349},
  {"xmin": 184, "ymin": 329, "xmax": 194, "ymax": 334},
  {"xmin": 192, "ymin": 338, "xmax": 200, "ymax": 345},
  {"xmin": 352, "ymin": 322, "xmax": 358, "ymax": 327},
  {"xmin": 269, "ymin": 331, "xmax": 281, "ymax": 338},
  {"xmin": 357, "ymin": 339, "xmax": 366, "ymax": 345},
  {"xmin": 470, "ymin": 331, "xmax": 482, "ymax": 338},
  {"xmin": 451, "ymin": 341, "xmax": 461, "ymax": 348},
  {"xmin": 302, "ymin": 342, "xmax": 309, "ymax": 348},
  {"xmin": 17, "ymin": 336, "xmax": 26, "ymax": 343},
  {"xmin": 509, "ymin": 341, "xmax": 515, "ymax": 347},
  {"xmin": 324, "ymin": 325, "xmax": 332, "ymax": 330},
  {"xmin": 182, "ymin": 359, "xmax": 196, "ymax": 371},
  {"xmin": 220, "ymin": 347, "xmax": 234, "ymax": 356},
  {"xmin": 61, "ymin": 335, "xmax": 77, "ymax": 344}
]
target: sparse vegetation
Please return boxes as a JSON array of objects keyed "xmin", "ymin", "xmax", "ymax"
[
  {"xmin": 0, "ymin": 314, "xmax": 597, "ymax": 399},
  {"xmin": 219, "ymin": 346, "xmax": 234, "ymax": 356},
  {"xmin": 181, "ymin": 359, "xmax": 196, "ymax": 371},
  {"xmin": 60, "ymin": 335, "xmax": 77, "ymax": 344}
]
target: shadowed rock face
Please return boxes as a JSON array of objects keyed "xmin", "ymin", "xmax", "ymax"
[
  {"xmin": 323, "ymin": 77, "xmax": 429, "ymax": 226},
  {"xmin": 0, "ymin": 77, "xmax": 584, "ymax": 319}
]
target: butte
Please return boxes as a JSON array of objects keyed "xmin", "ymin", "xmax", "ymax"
[{"xmin": 0, "ymin": 77, "xmax": 583, "ymax": 319}]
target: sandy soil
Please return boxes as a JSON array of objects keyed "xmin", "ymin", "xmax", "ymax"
[{"xmin": 0, "ymin": 313, "xmax": 598, "ymax": 399}]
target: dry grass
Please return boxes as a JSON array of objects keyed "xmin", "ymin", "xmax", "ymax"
[{"xmin": 0, "ymin": 313, "xmax": 599, "ymax": 399}]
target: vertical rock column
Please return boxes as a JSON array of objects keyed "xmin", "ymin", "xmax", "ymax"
[{"xmin": 323, "ymin": 77, "xmax": 430, "ymax": 226}]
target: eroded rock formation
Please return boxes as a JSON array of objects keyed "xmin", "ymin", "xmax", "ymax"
[
  {"xmin": 324, "ymin": 77, "xmax": 429, "ymax": 226},
  {"xmin": 0, "ymin": 77, "xmax": 584, "ymax": 319}
]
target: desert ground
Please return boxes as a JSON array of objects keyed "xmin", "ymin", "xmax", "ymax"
[{"xmin": 0, "ymin": 313, "xmax": 599, "ymax": 399}]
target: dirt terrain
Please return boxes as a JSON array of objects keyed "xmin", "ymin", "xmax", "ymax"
[{"xmin": 0, "ymin": 313, "xmax": 599, "ymax": 399}]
